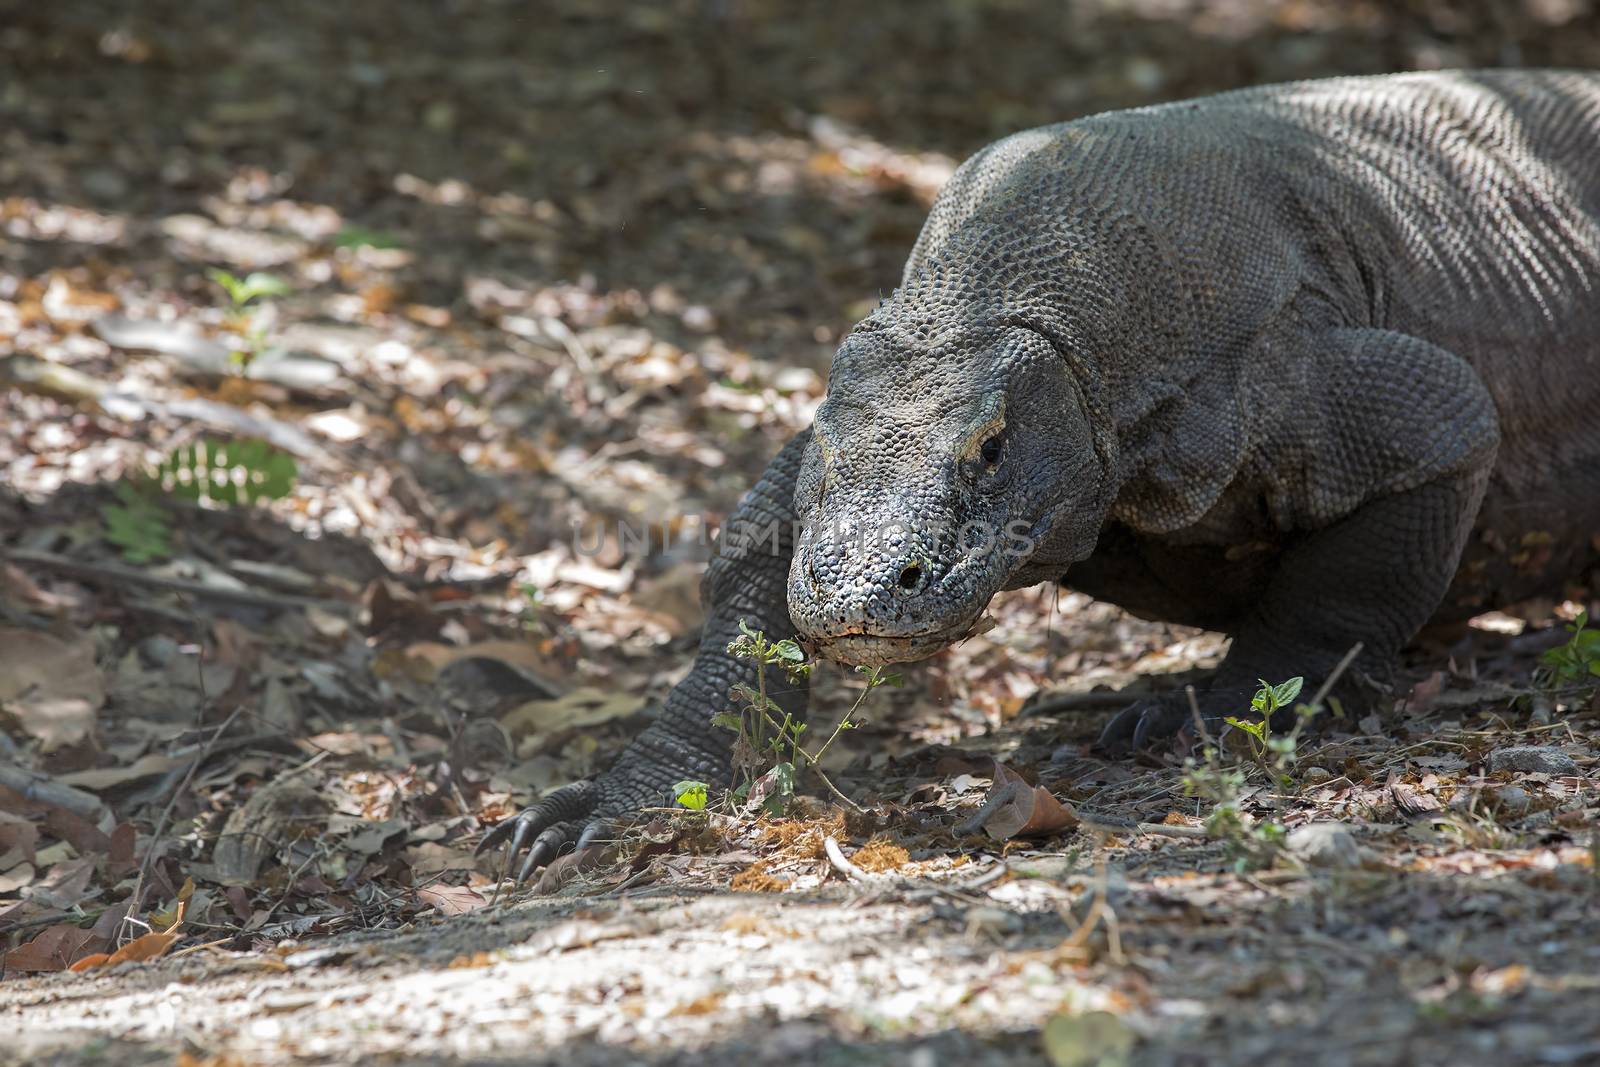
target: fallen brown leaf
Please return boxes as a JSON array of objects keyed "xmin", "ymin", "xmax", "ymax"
[
  {"xmin": 2, "ymin": 923, "xmax": 100, "ymax": 972},
  {"xmin": 416, "ymin": 883, "xmax": 489, "ymax": 915},
  {"xmin": 500, "ymin": 688, "xmax": 645, "ymax": 754},
  {"xmin": 72, "ymin": 927, "xmax": 183, "ymax": 971},
  {"xmin": 0, "ymin": 625, "xmax": 105, "ymax": 749},
  {"xmin": 958, "ymin": 760, "xmax": 1079, "ymax": 841}
]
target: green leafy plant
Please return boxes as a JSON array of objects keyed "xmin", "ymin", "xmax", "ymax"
[
  {"xmin": 1535, "ymin": 609, "xmax": 1600, "ymax": 691},
  {"xmin": 154, "ymin": 438, "xmax": 297, "ymax": 506},
  {"xmin": 101, "ymin": 439, "xmax": 297, "ymax": 563},
  {"xmin": 672, "ymin": 780, "xmax": 709, "ymax": 811},
  {"xmin": 1181, "ymin": 676, "xmax": 1318, "ymax": 870},
  {"xmin": 515, "ymin": 580, "xmax": 553, "ymax": 634},
  {"xmin": 102, "ymin": 481, "xmax": 173, "ymax": 563},
  {"xmin": 208, "ymin": 269, "xmax": 291, "ymax": 307},
  {"xmin": 332, "ymin": 225, "xmax": 405, "ymax": 250},
  {"xmin": 706, "ymin": 620, "xmax": 896, "ymax": 816},
  {"xmin": 1224, "ymin": 676, "xmax": 1318, "ymax": 789},
  {"xmin": 1180, "ymin": 746, "xmax": 1278, "ymax": 871},
  {"xmin": 207, "ymin": 268, "xmax": 289, "ymax": 371}
]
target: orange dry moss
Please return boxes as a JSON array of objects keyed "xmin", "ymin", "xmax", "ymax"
[
  {"xmin": 730, "ymin": 861, "xmax": 788, "ymax": 892},
  {"xmin": 851, "ymin": 836, "xmax": 910, "ymax": 873},
  {"xmin": 756, "ymin": 812, "xmax": 848, "ymax": 859}
]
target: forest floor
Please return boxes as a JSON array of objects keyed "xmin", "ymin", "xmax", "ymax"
[{"xmin": 2, "ymin": 2, "xmax": 1598, "ymax": 1065}]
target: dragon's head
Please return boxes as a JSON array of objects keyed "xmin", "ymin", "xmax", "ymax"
[{"xmin": 787, "ymin": 316, "xmax": 1110, "ymax": 666}]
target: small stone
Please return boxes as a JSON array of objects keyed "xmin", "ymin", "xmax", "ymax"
[
  {"xmin": 1486, "ymin": 745, "xmax": 1577, "ymax": 775},
  {"xmin": 136, "ymin": 634, "xmax": 180, "ymax": 669},
  {"xmin": 1124, "ymin": 56, "xmax": 1166, "ymax": 95},
  {"xmin": 1285, "ymin": 822, "xmax": 1363, "ymax": 869},
  {"xmin": 963, "ymin": 905, "xmax": 1022, "ymax": 939},
  {"xmin": 81, "ymin": 167, "xmax": 129, "ymax": 202},
  {"xmin": 1490, "ymin": 784, "xmax": 1531, "ymax": 815}
]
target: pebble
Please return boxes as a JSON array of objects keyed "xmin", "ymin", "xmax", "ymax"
[
  {"xmin": 81, "ymin": 167, "xmax": 129, "ymax": 202},
  {"xmin": 1486, "ymin": 746, "xmax": 1577, "ymax": 775},
  {"xmin": 1490, "ymin": 784, "xmax": 1531, "ymax": 816},
  {"xmin": 136, "ymin": 633, "xmax": 181, "ymax": 669},
  {"xmin": 1285, "ymin": 822, "xmax": 1363, "ymax": 870}
]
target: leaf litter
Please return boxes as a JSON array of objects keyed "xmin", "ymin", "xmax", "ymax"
[{"xmin": 2, "ymin": 2, "xmax": 1599, "ymax": 1066}]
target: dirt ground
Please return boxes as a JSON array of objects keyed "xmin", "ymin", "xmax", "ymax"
[{"xmin": 2, "ymin": 2, "xmax": 1598, "ymax": 1064}]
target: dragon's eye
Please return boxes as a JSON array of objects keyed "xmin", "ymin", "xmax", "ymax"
[{"xmin": 980, "ymin": 433, "xmax": 1003, "ymax": 466}]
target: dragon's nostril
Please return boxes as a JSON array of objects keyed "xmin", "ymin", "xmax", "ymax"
[{"xmin": 898, "ymin": 563, "xmax": 923, "ymax": 591}]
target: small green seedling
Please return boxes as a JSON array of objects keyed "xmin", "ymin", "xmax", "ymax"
[
  {"xmin": 207, "ymin": 268, "xmax": 289, "ymax": 370},
  {"xmin": 715, "ymin": 620, "xmax": 895, "ymax": 816},
  {"xmin": 208, "ymin": 269, "xmax": 291, "ymax": 307},
  {"xmin": 1225, "ymin": 676, "xmax": 1318, "ymax": 789},
  {"xmin": 332, "ymin": 225, "xmax": 406, "ymax": 250},
  {"xmin": 154, "ymin": 437, "xmax": 297, "ymax": 506},
  {"xmin": 1536, "ymin": 609, "xmax": 1600, "ymax": 691},
  {"xmin": 1182, "ymin": 676, "xmax": 1317, "ymax": 870},
  {"xmin": 672, "ymin": 780, "xmax": 709, "ymax": 811},
  {"xmin": 101, "ymin": 439, "xmax": 297, "ymax": 563},
  {"xmin": 102, "ymin": 481, "xmax": 173, "ymax": 563}
]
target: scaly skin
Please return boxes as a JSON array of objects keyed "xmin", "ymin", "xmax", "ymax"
[{"xmin": 487, "ymin": 70, "xmax": 1600, "ymax": 881}]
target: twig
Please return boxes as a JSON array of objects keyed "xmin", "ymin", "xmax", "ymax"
[
  {"xmin": 823, "ymin": 836, "xmax": 880, "ymax": 883},
  {"xmin": 756, "ymin": 708, "xmax": 864, "ymax": 813},
  {"xmin": 168, "ymin": 937, "xmax": 233, "ymax": 960},
  {"xmin": 1078, "ymin": 813, "xmax": 1210, "ymax": 839},
  {"xmin": 5, "ymin": 548, "xmax": 354, "ymax": 614},
  {"xmin": 0, "ymin": 766, "xmax": 105, "ymax": 819},
  {"xmin": 123, "ymin": 701, "xmax": 247, "ymax": 942},
  {"xmin": 1185, "ymin": 684, "xmax": 1214, "ymax": 748},
  {"xmin": 1057, "ymin": 856, "xmax": 1124, "ymax": 964},
  {"xmin": 1307, "ymin": 642, "xmax": 1365, "ymax": 711},
  {"xmin": 951, "ymin": 862, "xmax": 1009, "ymax": 892}
]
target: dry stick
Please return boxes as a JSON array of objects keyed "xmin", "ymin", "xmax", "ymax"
[
  {"xmin": 5, "ymin": 548, "xmax": 353, "ymax": 614},
  {"xmin": 756, "ymin": 708, "xmax": 864, "ymax": 814},
  {"xmin": 122, "ymin": 701, "xmax": 246, "ymax": 944},
  {"xmin": 1307, "ymin": 642, "xmax": 1365, "ymax": 711},
  {"xmin": 1185, "ymin": 684, "xmax": 1215, "ymax": 749},
  {"xmin": 826, "ymin": 836, "xmax": 1013, "ymax": 903},
  {"xmin": 822, "ymin": 836, "xmax": 883, "ymax": 884},
  {"xmin": 168, "ymin": 937, "xmax": 233, "ymax": 960},
  {"xmin": 1077, "ymin": 816, "xmax": 1210, "ymax": 839},
  {"xmin": 0, "ymin": 765, "xmax": 104, "ymax": 819}
]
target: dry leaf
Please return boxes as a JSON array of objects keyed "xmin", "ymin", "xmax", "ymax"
[
  {"xmin": 212, "ymin": 779, "xmax": 328, "ymax": 885},
  {"xmin": 77, "ymin": 928, "xmax": 182, "ymax": 970},
  {"xmin": 404, "ymin": 841, "xmax": 481, "ymax": 875},
  {"xmin": 958, "ymin": 760, "xmax": 1078, "ymax": 841},
  {"xmin": 68, "ymin": 952, "xmax": 113, "ymax": 972},
  {"xmin": 56, "ymin": 753, "xmax": 187, "ymax": 792},
  {"xmin": 416, "ymin": 883, "xmax": 488, "ymax": 915},
  {"xmin": 2, "ymin": 923, "xmax": 100, "ymax": 972},
  {"xmin": 0, "ymin": 625, "xmax": 105, "ymax": 749},
  {"xmin": 500, "ymin": 688, "xmax": 645, "ymax": 754},
  {"xmin": 405, "ymin": 639, "xmax": 565, "ymax": 686}
]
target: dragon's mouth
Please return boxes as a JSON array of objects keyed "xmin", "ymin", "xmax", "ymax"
[{"xmin": 805, "ymin": 615, "xmax": 998, "ymax": 667}]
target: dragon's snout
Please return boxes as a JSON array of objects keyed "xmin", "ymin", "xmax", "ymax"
[{"xmin": 787, "ymin": 521, "xmax": 996, "ymax": 665}]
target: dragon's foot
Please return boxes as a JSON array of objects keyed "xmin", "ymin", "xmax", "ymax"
[{"xmin": 476, "ymin": 780, "xmax": 612, "ymax": 887}]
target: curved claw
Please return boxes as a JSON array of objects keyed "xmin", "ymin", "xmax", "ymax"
[
  {"xmin": 1130, "ymin": 700, "xmax": 1189, "ymax": 752},
  {"xmin": 1094, "ymin": 700, "xmax": 1151, "ymax": 755},
  {"xmin": 476, "ymin": 779, "xmax": 601, "ymax": 885},
  {"xmin": 518, "ymin": 826, "xmax": 571, "ymax": 884},
  {"xmin": 1095, "ymin": 695, "xmax": 1195, "ymax": 755},
  {"xmin": 575, "ymin": 819, "xmax": 608, "ymax": 853}
]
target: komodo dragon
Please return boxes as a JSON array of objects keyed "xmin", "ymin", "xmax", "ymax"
[{"xmin": 484, "ymin": 70, "xmax": 1600, "ymax": 881}]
